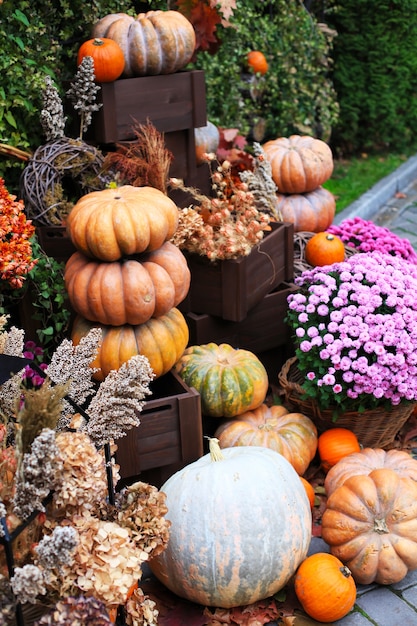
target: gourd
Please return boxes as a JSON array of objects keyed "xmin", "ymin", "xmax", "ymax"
[
  {"xmin": 92, "ymin": 10, "xmax": 196, "ymax": 77},
  {"xmin": 149, "ymin": 439, "xmax": 311, "ymax": 608},
  {"xmin": 174, "ymin": 343, "xmax": 268, "ymax": 418},
  {"xmin": 64, "ymin": 242, "xmax": 190, "ymax": 326},
  {"xmin": 325, "ymin": 447, "xmax": 417, "ymax": 496},
  {"xmin": 214, "ymin": 404, "xmax": 318, "ymax": 475},
  {"xmin": 318, "ymin": 428, "xmax": 361, "ymax": 472},
  {"xmin": 71, "ymin": 308, "xmax": 189, "ymax": 381},
  {"xmin": 262, "ymin": 134, "xmax": 334, "ymax": 194},
  {"xmin": 194, "ymin": 121, "xmax": 220, "ymax": 164},
  {"xmin": 321, "ymin": 468, "xmax": 417, "ymax": 585},
  {"xmin": 294, "ymin": 553, "xmax": 356, "ymax": 622},
  {"xmin": 305, "ymin": 232, "xmax": 345, "ymax": 266},
  {"xmin": 274, "ymin": 187, "xmax": 336, "ymax": 233},
  {"xmin": 247, "ymin": 51, "xmax": 268, "ymax": 75},
  {"xmin": 77, "ymin": 37, "xmax": 125, "ymax": 82},
  {"xmin": 300, "ymin": 477, "xmax": 315, "ymax": 509},
  {"xmin": 66, "ymin": 185, "xmax": 179, "ymax": 262}
]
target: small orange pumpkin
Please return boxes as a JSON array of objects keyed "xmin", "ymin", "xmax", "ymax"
[
  {"xmin": 318, "ymin": 428, "xmax": 361, "ymax": 472},
  {"xmin": 77, "ymin": 37, "xmax": 125, "ymax": 82},
  {"xmin": 294, "ymin": 552, "xmax": 356, "ymax": 622},
  {"xmin": 247, "ymin": 51, "xmax": 269, "ymax": 75},
  {"xmin": 305, "ymin": 232, "xmax": 345, "ymax": 266},
  {"xmin": 300, "ymin": 477, "xmax": 315, "ymax": 509},
  {"xmin": 214, "ymin": 404, "xmax": 318, "ymax": 475}
]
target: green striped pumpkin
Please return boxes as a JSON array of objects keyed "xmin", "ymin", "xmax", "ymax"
[{"xmin": 174, "ymin": 343, "xmax": 268, "ymax": 418}]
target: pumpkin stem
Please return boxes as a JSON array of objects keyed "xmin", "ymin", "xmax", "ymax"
[
  {"xmin": 340, "ymin": 565, "xmax": 352, "ymax": 578},
  {"xmin": 207, "ymin": 437, "xmax": 225, "ymax": 462},
  {"xmin": 374, "ymin": 518, "xmax": 390, "ymax": 534},
  {"xmin": 325, "ymin": 233, "xmax": 335, "ymax": 241},
  {"xmin": 93, "ymin": 38, "xmax": 105, "ymax": 46}
]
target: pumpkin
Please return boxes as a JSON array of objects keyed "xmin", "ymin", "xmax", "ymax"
[
  {"xmin": 214, "ymin": 404, "xmax": 318, "ymax": 475},
  {"xmin": 71, "ymin": 308, "xmax": 189, "ymax": 381},
  {"xmin": 150, "ymin": 439, "xmax": 311, "ymax": 608},
  {"xmin": 321, "ymin": 468, "xmax": 417, "ymax": 585},
  {"xmin": 300, "ymin": 477, "xmax": 315, "ymax": 509},
  {"xmin": 325, "ymin": 447, "xmax": 417, "ymax": 496},
  {"xmin": 92, "ymin": 10, "xmax": 196, "ymax": 77},
  {"xmin": 262, "ymin": 134, "xmax": 334, "ymax": 194},
  {"xmin": 247, "ymin": 50, "xmax": 268, "ymax": 75},
  {"xmin": 66, "ymin": 185, "xmax": 179, "ymax": 262},
  {"xmin": 194, "ymin": 121, "xmax": 220, "ymax": 164},
  {"xmin": 64, "ymin": 242, "xmax": 190, "ymax": 326},
  {"xmin": 77, "ymin": 37, "xmax": 125, "ymax": 82},
  {"xmin": 174, "ymin": 343, "xmax": 268, "ymax": 418},
  {"xmin": 318, "ymin": 428, "xmax": 361, "ymax": 472},
  {"xmin": 294, "ymin": 552, "xmax": 356, "ymax": 622},
  {"xmin": 274, "ymin": 186, "xmax": 336, "ymax": 233},
  {"xmin": 305, "ymin": 231, "xmax": 345, "ymax": 266}
]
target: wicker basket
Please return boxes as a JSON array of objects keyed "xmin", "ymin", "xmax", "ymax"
[
  {"xmin": 278, "ymin": 356, "xmax": 416, "ymax": 448},
  {"xmin": 293, "ymin": 231, "xmax": 357, "ymax": 278}
]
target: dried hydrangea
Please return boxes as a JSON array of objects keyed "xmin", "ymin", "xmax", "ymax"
[
  {"xmin": 66, "ymin": 56, "xmax": 102, "ymax": 139},
  {"xmin": 56, "ymin": 516, "xmax": 146, "ymax": 607},
  {"xmin": 117, "ymin": 482, "xmax": 170, "ymax": 560},
  {"xmin": 13, "ymin": 429, "xmax": 63, "ymax": 520},
  {"xmin": 125, "ymin": 587, "xmax": 159, "ymax": 626},
  {"xmin": 34, "ymin": 596, "xmax": 113, "ymax": 625},
  {"xmin": 40, "ymin": 75, "xmax": 67, "ymax": 141},
  {"xmin": 51, "ymin": 431, "xmax": 108, "ymax": 518},
  {"xmin": 0, "ymin": 574, "xmax": 16, "ymax": 623},
  {"xmin": 35, "ymin": 525, "xmax": 78, "ymax": 574},
  {"xmin": 0, "ymin": 501, "xmax": 6, "ymax": 537},
  {"xmin": 0, "ymin": 324, "xmax": 25, "ymax": 357},
  {"xmin": 10, "ymin": 564, "xmax": 47, "ymax": 604},
  {"xmin": 85, "ymin": 355, "xmax": 154, "ymax": 448}
]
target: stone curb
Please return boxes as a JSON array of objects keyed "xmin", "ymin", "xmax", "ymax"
[{"xmin": 333, "ymin": 153, "xmax": 417, "ymax": 224}]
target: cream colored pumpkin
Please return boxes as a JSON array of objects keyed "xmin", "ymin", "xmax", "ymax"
[{"xmin": 150, "ymin": 441, "xmax": 311, "ymax": 608}]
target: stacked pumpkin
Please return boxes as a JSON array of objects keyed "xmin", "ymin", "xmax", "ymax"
[
  {"xmin": 64, "ymin": 184, "xmax": 191, "ymax": 380},
  {"xmin": 262, "ymin": 134, "xmax": 336, "ymax": 232}
]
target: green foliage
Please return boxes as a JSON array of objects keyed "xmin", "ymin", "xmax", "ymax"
[
  {"xmin": 322, "ymin": 0, "xmax": 417, "ymax": 154},
  {"xmin": 190, "ymin": 0, "xmax": 339, "ymax": 143}
]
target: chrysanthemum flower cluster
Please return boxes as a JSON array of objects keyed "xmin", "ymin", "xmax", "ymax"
[
  {"xmin": 328, "ymin": 216, "xmax": 417, "ymax": 263},
  {"xmin": 287, "ymin": 251, "xmax": 417, "ymax": 414},
  {"xmin": 0, "ymin": 178, "xmax": 36, "ymax": 290}
]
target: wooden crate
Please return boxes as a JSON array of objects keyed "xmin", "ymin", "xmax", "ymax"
[
  {"xmin": 36, "ymin": 225, "xmax": 76, "ymax": 264},
  {"xmin": 179, "ymin": 222, "xmax": 295, "ymax": 322},
  {"xmin": 115, "ymin": 370, "xmax": 203, "ymax": 489},
  {"xmin": 185, "ymin": 282, "xmax": 299, "ymax": 353}
]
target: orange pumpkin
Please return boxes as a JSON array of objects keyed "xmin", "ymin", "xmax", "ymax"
[
  {"xmin": 294, "ymin": 552, "xmax": 356, "ymax": 622},
  {"xmin": 92, "ymin": 10, "xmax": 196, "ymax": 77},
  {"xmin": 247, "ymin": 51, "xmax": 269, "ymax": 75},
  {"xmin": 71, "ymin": 308, "xmax": 189, "ymax": 381},
  {"xmin": 305, "ymin": 232, "xmax": 345, "ymax": 266},
  {"xmin": 262, "ymin": 134, "xmax": 334, "ymax": 194},
  {"xmin": 321, "ymin": 468, "xmax": 417, "ymax": 585},
  {"xmin": 318, "ymin": 428, "xmax": 361, "ymax": 472},
  {"xmin": 66, "ymin": 185, "xmax": 179, "ymax": 262},
  {"xmin": 77, "ymin": 37, "xmax": 125, "ymax": 82},
  {"xmin": 64, "ymin": 242, "xmax": 190, "ymax": 326},
  {"xmin": 325, "ymin": 447, "xmax": 417, "ymax": 496},
  {"xmin": 274, "ymin": 187, "xmax": 336, "ymax": 233},
  {"xmin": 300, "ymin": 477, "xmax": 315, "ymax": 509},
  {"xmin": 214, "ymin": 404, "xmax": 318, "ymax": 475}
]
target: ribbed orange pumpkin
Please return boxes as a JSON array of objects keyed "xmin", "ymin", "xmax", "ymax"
[
  {"xmin": 274, "ymin": 186, "xmax": 336, "ymax": 232},
  {"xmin": 92, "ymin": 10, "xmax": 196, "ymax": 77},
  {"xmin": 71, "ymin": 308, "xmax": 188, "ymax": 381},
  {"xmin": 64, "ymin": 242, "xmax": 190, "ymax": 326},
  {"xmin": 305, "ymin": 232, "xmax": 345, "ymax": 266},
  {"xmin": 321, "ymin": 468, "xmax": 417, "ymax": 585},
  {"xmin": 262, "ymin": 135, "xmax": 334, "ymax": 194},
  {"xmin": 174, "ymin": 343, "xmax": 268, "ymax": 418},
  {"xmin": 77, "ymin": 37, "xmax": 125, "ymax": 82},
  {"xmin": 66, "ymin": 185, "xmax": 179, "ymax": 262},
  {"xmin": 294, "ymin": 553, "xmax": 356, "ymax": 622},
  {"xmin": 150, "ymin": 439, "xmax": 312, "ymax": 608},
  {"xmin": 325, "ymin": 447, "xmax": 417, "ymax": 496},
  {"xmin": 214, "ymin": 404, "xmax": 318, "ymax": 475}
]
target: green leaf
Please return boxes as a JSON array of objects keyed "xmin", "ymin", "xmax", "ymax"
[
  {"xmin": 4, "ymin": 111, "xmax": 17, "ymax": 128},
  {"xmin": 13, "ymin": 9, "xmax": 30, "ymax": 27}
]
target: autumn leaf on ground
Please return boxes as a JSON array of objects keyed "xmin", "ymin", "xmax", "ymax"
[
  {"xmin": 204, "ymin": 598, "xmax": 282, "ymax": 625},
  {"xmin": 282, "ymin": 611, "xmax": 333, "ymax": 626},
  {"xmin": 212, "ymin": 0, "xmax": 237, "ymax": 23}
]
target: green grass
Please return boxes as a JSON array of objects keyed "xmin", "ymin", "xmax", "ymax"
[{"xmin": 323, "ymin": 151, "xmax": 416, "ymax": 213}]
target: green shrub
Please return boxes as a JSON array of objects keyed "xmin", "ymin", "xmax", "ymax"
[{"xmin": 321, "ymin": 0, "xmax": 417, "ymax": 155}]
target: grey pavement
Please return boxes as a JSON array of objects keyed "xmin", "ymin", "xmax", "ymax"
[{"xmin": 308, "ymin": 158, "xmax": 417, "ymax": 625}]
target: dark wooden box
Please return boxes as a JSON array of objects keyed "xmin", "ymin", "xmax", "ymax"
[
  {"xmin": 185, "ymin": 281, "xmax": 299, "ymax": 353},
  {"xmin": 179, "ymin": 222, "xmax": 295, "ymax": 322},
  {"xmin": 36, "ymin": 225, "xmax": 76, "ymax": 264},
  {"xmin": 115, "ymin": 370, "xmax": 203, "ymax": 489}
]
